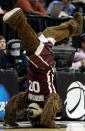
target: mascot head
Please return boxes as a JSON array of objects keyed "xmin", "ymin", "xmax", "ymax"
[{"xmin": 27, "ymin": 103, "xmax": 43, "ymax": 119}]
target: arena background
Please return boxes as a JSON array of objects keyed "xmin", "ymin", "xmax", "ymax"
[{"xmin": 0, "ymin": 1, "xmax": 85, "ymax": 49}]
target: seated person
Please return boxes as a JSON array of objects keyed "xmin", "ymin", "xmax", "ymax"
[
  {"xmin": 0, "ymin": 39, "xmax": 29, "ymax": 91},
  {"xmin": 47, "ymin": 0, "xmax": 76, "ymax": 17},
  {"xmin": 71, "ymin": 33, "xmax": 85, "ymax": 70},
  {"xmin": 73, "ymin": 0, "xmax": 85, "ymax": 3},
  {"xmin": 0, "ymin": 35, "xmax": 6, "ymax": 51},
  {"xmin": 54, "ymin": 37, "xmax": 73, "ymax": 68},
  {"xmin": 55, "ymin": 37, "xmax": 72, "ymax": 47},
  {"xmin": 0, "ymin": 6, "xmax": 7, "ymax": 14},
  {"xmin": 39, "ymin": 0, "xmax": 46, "ymax": 9},
  {"xmin": 47, "ymin": 0, "xmax": 63, "ymax": 15},
  {"xmin": 62, "ymin": 0, "xmax": 76, "ymax": 16},
  {"xmin": 14, "ymin": 0, "xmax": 48, "ymax": 15}
]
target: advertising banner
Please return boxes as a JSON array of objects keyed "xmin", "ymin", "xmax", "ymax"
[{"xmin": 0, "ymin": 70, "xmax": 19, "ymax": 121}]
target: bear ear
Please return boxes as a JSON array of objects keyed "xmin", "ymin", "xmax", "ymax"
[{"xmin": 27, "ymin": 103, "xmax": 43, "ymax": 119}]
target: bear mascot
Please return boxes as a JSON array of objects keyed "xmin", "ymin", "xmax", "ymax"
[{"xmin": 3, "ymin": 8, "xmax": 83, "ymax": 128}]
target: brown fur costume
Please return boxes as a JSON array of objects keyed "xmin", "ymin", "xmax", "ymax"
[
  {"xmin": 3, "ymin": 8, "xmax": 83, "ymax": 128},
  {"xmin": 4, "ymin": 92, "xmax": 29, "ymax": 126},
  {"xmin": 40, "ymin": 93, "xmax": 62, "ymax": 128},
  {"xmin": 3, "ymin": 8, "xmax": 83, "ymax": 54},
  {"xmin": 43, "ymin": 12, "xmax": 83, "ymax": 42},
  {"xmin": 4, "ymin": 92, "xmax": 62, "ymax": 127}
]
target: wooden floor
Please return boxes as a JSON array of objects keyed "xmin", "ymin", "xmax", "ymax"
[{"xmin": 0, "ymin": 121, "xmax": 85, "ymax": 131}]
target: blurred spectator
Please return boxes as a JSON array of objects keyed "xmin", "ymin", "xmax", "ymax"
[
  {"xmin": 62, "ymin": 0, "xmax": 76, "ymax": 16},
  {"xmin": 14, "ymin": 0, "xmax": 48, "ymax": 15},
  {"xmin": 47, "ymin": 0, "xmax": 76, "ymax": 17},
  {"xmin": 0, "ymin": 6, "xmax": 6, "ymax": 14},
  {"xmin": 78, "ymin": 34, "xmax": 85, "ymax": 53},
  {"xmin": 71, "ymin": 33, "xmax": 85, "ymax": 70},
  {"xmin": 45, "ymin": 0, "xmax": 54, "ymax": 7},
  {"xmin": 66, "ymin": 37, "xmax": 72, "ymax": 46},
  {"xmin": 0, "ymin": 35, "xmax": 6, "ymax": 51},
  {"xmin": 0, "ymin": 39, "xmax": 29, "ymax": 91},
  {"xmin": 55, "ymin": 37, "xmax": 72, "ymax": 47},
  {"xmin": 72, "ymin": 0, "xmax": 85, "ymax": 13},
  {"xmin": 39, "ymin": 0, "xmax": 54, "ymax": 9},
  {"xmin": 53, "ymin": 37, "xmax": 73, "ymax": 69},
  {"xmin": 73, "ymin": 0, "xmax": 85, "ymax": 3},
  {"xmin": 39, "ymin": 0, "xmax": 46, "ymax": 9},
  {"xmin": 47, "ymin": 0, "xmax": 63, "ymax": 16}
]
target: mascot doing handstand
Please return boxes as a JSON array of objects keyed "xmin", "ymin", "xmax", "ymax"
[{"xmin": 3, "ymin": 8, "xmax": 83, "ymax": 128}]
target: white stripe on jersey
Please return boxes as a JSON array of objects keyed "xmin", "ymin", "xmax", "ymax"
[
  {"xmin": 47, "ymin": 70, "xmax": 53, "ymax": 94},
  {"xmin": 27, "ymin": 35, "xmax": 54, "ymax": 68},
  {"xmin": 27, "ymin": 56, "xmax": 38, "ymax": 68},
  {"xmin": 35, "ymin": 42, "xmax": 50, "ymax": 67},
  {"xmin": 35, "ymin": 42, "xmax": 44, "ymax": 56},
  {"xmin": 27, "ymin": 47, "xmax": 50, "ymax": 68},
  {"xmin": 38, "ymin": 34, "xmax": 56, "ymax": 45},
  {"xmin": 38, "ymin": 55, "xmax": 49, "ymax": 66},
  {"xmin": 47, "ymin": 37, "xmax": 56, "ymax": 45},
  {"xmin": 38, "ymin": 34, "xmax": 48, "ymax": 43},
  {"xmin": 52, "ymin": 68, "xmax": 56, "ymax": 93}
]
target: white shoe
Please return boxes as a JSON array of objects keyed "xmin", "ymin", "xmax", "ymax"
[{"xmin": 3, "ymin": 8, "xmax": 22, "ymax": 22}]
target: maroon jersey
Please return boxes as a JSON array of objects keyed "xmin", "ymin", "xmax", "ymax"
[{"xmin": 27, "ymin": 35, "xmax": 56, "ymax": 105}]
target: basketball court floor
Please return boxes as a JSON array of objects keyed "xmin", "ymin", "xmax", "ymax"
[{"xmin": 0, "ymin": 121, "xmax": 85, "ymax": 131}]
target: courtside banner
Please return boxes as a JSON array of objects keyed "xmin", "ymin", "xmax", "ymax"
[
  {"xmin": 0, "ymin": 70, "xmax": 19, "ymax": 121},
  {"xmin": 55, "ymin": 72, "xmax": 85, "ymax": 120}
]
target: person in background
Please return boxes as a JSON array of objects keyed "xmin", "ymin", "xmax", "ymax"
[
  {"xmin": 0, "ymin": 6, "xmax": 7, "ymax": 14},
  {"xmin": 47, "ymin": 0, "xmax": 76, "ymax": 17},
  {"xmin": 67, "ymin": 37, "xmax": 73, "ymax": 46},
  {"xmin": 47, "ymin": 0, "xmax": 63, "ymax": 15},
  {"xmin": 54, "ymin": 37, "xmax": 73, "ymax": 69},
  {"xmin": 0, "ymin": 35, "xmax": 6, "ymax": 51},
  {"xmin": 62, "ymin": 0, "xmax": 76, "ymax": 16},
  {"xmin": 71, "ymin": 33, "xmax": 85, "ymax": 70},
  {"xmin": 0, "ymin": 39, "xmax": 29, "ymax": 91},
  {"xmin": 39, "ymin": 0, "xmax": 46, "ymax": 9},
  {"xmin": 14, "ymin": 0, "xmax": 48, "ymax": 15},
  {"xmin": 77, "ymin": 33, "xmax": 85, "ymax": 53},
  {"xmin": 73, "ymin": 0, "xmax": 85, "ymax": 3},
  {"xmin": 55, "ymin": 37, "xmax": 72, "ymax": 47}
]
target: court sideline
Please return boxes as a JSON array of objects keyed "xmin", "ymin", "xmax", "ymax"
[{"xmin": 0, "ymin": 121, "xmax": 85, "ymax": 131}]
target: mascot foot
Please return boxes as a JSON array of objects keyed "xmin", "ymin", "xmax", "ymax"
[
  {"xmin": 70, "ymin": 12, "xmax": 83, "ymax": 36},
  {"xmin": 3, "ymin": 8, "xmax": 22, "ymax": 23},
  {"xmin": 3, "ymin": 7, "xmax": 40, "ymax": 53},
  {"xmin": 3, "ymin": 8, "xmax": 25, "ymax": 30},
  {"xmin": 43, "ymin": 12, "xmax": 83, "ymax": 42}
]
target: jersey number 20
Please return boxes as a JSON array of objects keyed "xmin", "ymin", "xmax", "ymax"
[{"xmin": 29, "ymin": 80, "xmax": 40, "ymax": 93}]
